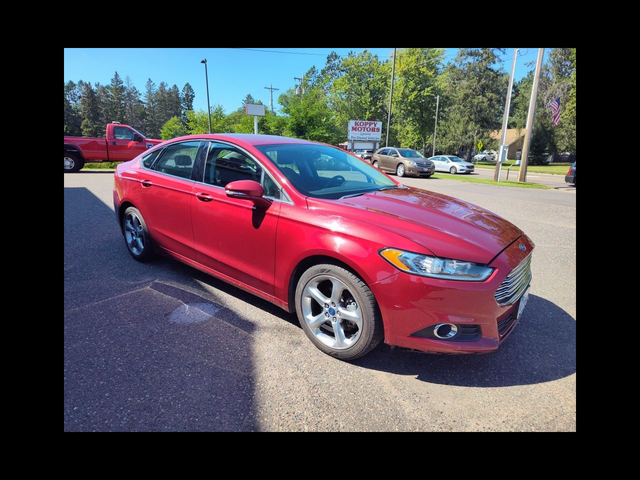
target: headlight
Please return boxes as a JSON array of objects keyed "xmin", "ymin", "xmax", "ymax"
[
  {"xmin": 408, "ymin": 161, "xmax": 417, "ymax": 166},
  {"xmin": 380, "ymin": 248, "xmax": 494, "ymax": 281}
]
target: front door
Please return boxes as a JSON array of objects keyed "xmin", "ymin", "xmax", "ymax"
[{"xmin": 190, "ymin": 142, "xmax": 282, "ymax": 295}]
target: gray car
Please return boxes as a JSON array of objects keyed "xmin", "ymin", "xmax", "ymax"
[
  {"xmin": 371, "ymin": 147, "xmax": 435, "ymax": 177},
  {"xmin": 428, "ymin": 155, "xmax": 475, "ymax": 174}
]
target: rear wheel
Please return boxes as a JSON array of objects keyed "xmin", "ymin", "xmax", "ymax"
[
  {"xmin": 122, "ymin": 206, "xmax": 155, "ymax": 262},
  {"xmin": 64, "ymin": 153, "xmax": 84, "ymax": 173},
  {"xmin": 372, "ymin": 161, "xmax": 379, "ymax": 168},
  {"xmin": 396, "ymin": 164, "xmax": 405, "ymax": 177},
  {"xmin": 295, "ymin": 264, "xmax": 383, "ymax": 361}
]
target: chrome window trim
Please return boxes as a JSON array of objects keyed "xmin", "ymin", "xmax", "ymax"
[{"xmin": 197, "ymin": 139, "xmax": 295, "ymax": 206}]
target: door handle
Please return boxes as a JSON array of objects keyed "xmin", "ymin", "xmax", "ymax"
[
  {"xmin": 195, "ymin": 192, "xmax": 213, "ymax": 202},
  {"xmin": 141, "ymin": 180, "xmax": 153, "ymax": 187}
]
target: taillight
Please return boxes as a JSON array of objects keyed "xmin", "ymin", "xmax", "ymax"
[{"xmin": 566, "ymin": 167, "xmax": 572, "ymax": 174}]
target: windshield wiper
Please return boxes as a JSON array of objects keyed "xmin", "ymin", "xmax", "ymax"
[
  {"xmin": 377, "ymin": 186, "xmax": 399, "ymax": 191},
  {"xmin": 340, "ymin": 192, "xmax": 366, "ymax": 199}
]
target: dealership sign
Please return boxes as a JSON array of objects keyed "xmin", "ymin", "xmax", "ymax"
[{"xmin": 348, "ymin": 120, "xmax": 382, "ymax": 141}]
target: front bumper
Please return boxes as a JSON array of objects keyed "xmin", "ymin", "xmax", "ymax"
[
  {"xmin": 407, "ymin": 166, "xmax": 436, "ymax": 176},
  {"xmin": 371, "ymin": 235, "xmax": 534, "ymax": 354}
]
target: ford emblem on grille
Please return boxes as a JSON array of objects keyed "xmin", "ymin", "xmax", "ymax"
[{"xmin": 519, "ymin": 244, "xmax": 526, "ymax": 251}]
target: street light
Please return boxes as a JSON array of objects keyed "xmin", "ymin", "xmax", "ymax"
[
  {"xmin": 432, "ymin": 94, "xmax": 439, "ymax": 157},
  {"xmin": 201, "ymin": 58, "xmax": 212, "ymax": 134}
]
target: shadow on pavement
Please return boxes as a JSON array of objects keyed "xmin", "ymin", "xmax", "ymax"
[{"xmin": 64, "ymin": 187, "xmax": 258, "ymax": 432}]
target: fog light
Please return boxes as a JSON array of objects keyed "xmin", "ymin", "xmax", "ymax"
[{"xmin": 433, "ymin": 323, "xmax": 458, "ymax": 339}]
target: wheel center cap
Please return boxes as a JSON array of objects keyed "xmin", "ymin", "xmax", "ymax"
[{"xmin": 328, "ymin": 307, "xmax": 336, "ymax": 316}]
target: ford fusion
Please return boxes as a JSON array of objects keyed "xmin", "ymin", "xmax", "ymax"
[{"xmin": 113, "ymin": 134, "xmax": 534, "ymax": 361}]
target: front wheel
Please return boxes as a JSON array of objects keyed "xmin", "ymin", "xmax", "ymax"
[
  {"xmin": 396, "ymin": 164, "xmax": 405, "ymax": 177},
  {"xmin": 449, "ymin": 166, "xmax": 457, "ymax": 174},
  {"xmin": 64, "ymin": 153, "xmax": 84, "ymax": 173},
  {"xmin": 122, "ymin": 206, "xmax": 155, "ymax": 262},
  {"xmin": 372, "ymin": 161, "xmax": 379, "ymax": 168},
  {"xmin": 295, "ymin": 264, "xmax": 383, "ymax": 361}
]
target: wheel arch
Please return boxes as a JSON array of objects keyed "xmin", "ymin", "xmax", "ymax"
[
  {"xmin": 286, "ymin": 255, "xmax": 373, "ymax": 314},
  {"xmin": 64, "ymin": 143, "xmax": 85, "ymax": 160}
]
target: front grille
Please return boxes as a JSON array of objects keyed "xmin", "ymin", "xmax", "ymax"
[
  {"xmin": 494, "ymin": 254, "xmax": 532, "ymax": 306},
  {"xmin": 415, "ymin": 161, "xmax": 430, "ymax": 167}
]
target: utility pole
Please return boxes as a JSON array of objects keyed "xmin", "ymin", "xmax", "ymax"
[
  {"xmin": 518, "ymin": 48, "xmax": 545, "ymax": 182},
  {"xmin": 264, "ymin": 84, "xmax": 279, "ymax": 113},
  {"xmin": 432, "ymin": 94, "xmax": 439, "ymax": 157},
  {"xmin": 294, "ymin": 76, "xmax": 304, "ymax": 95},
  {"xmin": 494, "ymin": 48, "xmax": 518, "ymax": 182},
  {"xmin": 385, "ymin": 47, "xmax": 397, "ymax": 147}
]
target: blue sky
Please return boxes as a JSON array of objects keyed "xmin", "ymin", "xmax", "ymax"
[{"xmin": 64, "ymin": 48, "xmax": 546, "ymax": 115}]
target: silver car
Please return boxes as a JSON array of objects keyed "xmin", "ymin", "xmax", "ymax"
[{"xmin": 428, "ymin": 155, "xmax": 475, "ymax": 174}]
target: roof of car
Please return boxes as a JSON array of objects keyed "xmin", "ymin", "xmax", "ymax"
[{"xmin": 167, "ymin": 133, "xmax": 318, "ymax": 147}]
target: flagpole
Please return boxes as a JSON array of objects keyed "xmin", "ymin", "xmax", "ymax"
[
  {"xmin": 518, "ymin": 48, "xmax": 545, "ymax": 183},
  {"xmin": 494, "ymin": 48, "xmax": 519, "ymax": 182}
]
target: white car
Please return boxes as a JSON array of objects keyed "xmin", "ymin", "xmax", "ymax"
[
  {"xmin": 428, "ymin": 155, "xmax": 475, "ymax": 174},
  {"xmin": 473, "ymin": 151, "xmax": 496, "ymax": 162}
]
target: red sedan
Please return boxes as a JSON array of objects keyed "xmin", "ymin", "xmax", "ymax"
[{"xmin": 113, "ymin": 134, "xmax": 534, "ymax": 361}]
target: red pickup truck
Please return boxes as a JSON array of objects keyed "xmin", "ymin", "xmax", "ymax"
[{"xmin": 64, "ymin": 123, "xmax": 163, "ymax": 173}]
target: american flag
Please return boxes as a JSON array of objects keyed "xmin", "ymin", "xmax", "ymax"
[{"xmin": 549, "ymin": 97, "xmax": 561, "ymax": 126}]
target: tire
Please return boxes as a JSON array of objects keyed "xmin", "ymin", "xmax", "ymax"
[
  {"xmin": 295, "ymin": 264, "xmax": 383, "ymax": 361},
  {"xmin": 64, "ymin": 153, "xmax": 84, "ymax": 173},
  {"xmin": 424, "ymin": 174, "xmax": 432, "ymax": 178},
  {"xmin": 372, "ymin": 161, "xmax": 379, "ymax": 168},
  {"xmin": 396, "ymin": 164, "xmax": 405, "ymax": 177},
  {"xmin": 122, "ymin": 206, "xmax": 155, "ymax": 262},
  {"xmin": 449, "ymin": 166, "xmax": 457, "ymax": 174}
]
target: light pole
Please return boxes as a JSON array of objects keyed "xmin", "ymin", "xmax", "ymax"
[
  {"xmin": 432, "ymin": 94, "xmax": 439, "ymax": 157},
  {"xmin": 201, "ymin": 58, "xmax": 212, "ymax": 134}
]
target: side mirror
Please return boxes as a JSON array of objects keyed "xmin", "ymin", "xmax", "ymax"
[
  {"xmin": 133, "ymin": 133, "xmax": 142, "ymax": 142},
  {"xmin": 225, "ymin": 180, "xmax": 271, "ymax": 208}
]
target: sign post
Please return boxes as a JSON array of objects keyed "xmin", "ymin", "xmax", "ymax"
[{"xmin": 245, "ymin": 103, "xmax": 266, "ymax": 134}]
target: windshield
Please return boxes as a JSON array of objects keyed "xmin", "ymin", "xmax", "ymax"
[
  {"xmin": 256, "ymin": 143, "xmax": 397, "ymax": 199},
  {"xmin": 398, "ymin": 149, "xmax": 424, "ymax": 159},
  {"xmin": 446, "ymin": 156, "xmax": 465, "ymax": 163}
]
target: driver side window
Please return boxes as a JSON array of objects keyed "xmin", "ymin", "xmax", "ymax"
[{"xmin": 204, "ymin": 143, "xmax": 282, "ymax": 200}]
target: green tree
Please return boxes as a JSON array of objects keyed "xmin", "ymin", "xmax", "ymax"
[
  {"xmin": 103, "ymin": 72, "xmax": 126, "ymax": 124},
  {"xmin": 328, "ymin": 50, "xmax": 390, "ymax": 142},
  {"xmin": 144, "ymin": 78, "xmax": 160, "ymax": 138},
  {"xmin": 279, "ymin": 84, "xmax": 339, "ymax": 143},
  {"xmin": 186, "ymin": 106, "xmax": 230, "ymax": 134},
  {"xmin": 440, "ymin": 48, "xmax": 507, "ymax": 160},
  {"xmin": 64, "ymin": 81, "xmax": 83, "ymax": 135},
  {"xmin": 394, "ymin": 48, "xmax": 446, "ymax": 154},
  {"xmin": 180, "ymin": 82, "xmax": 195, "ymax": 124},
  {"xmin": 123, "ymin": 75, "xmax": 145, "ymax": 131},
  {"xmin": 79, "ymin": 82, "xmax": 102, "ymax": 137},
  {"xmin": 160, "ymin": 116, "xmax": 188, "ymax": 140}
]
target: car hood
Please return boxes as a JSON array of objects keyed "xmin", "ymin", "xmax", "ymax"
[{"xmin": 326, "ymin": 186, "xmax": 523, "ymax": 264}]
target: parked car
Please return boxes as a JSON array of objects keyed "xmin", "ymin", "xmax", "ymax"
[
  {"xmin": 114, "ymin": 134, "xmax": 534, "ymax": 361},
  {"xmin": 565, "ymin": 161, "xmax": 576, "ymax": 185},
  {"xmin": 428, "ymin": 155, "xmax": 475, "ymax": 174},
  {"xmin": 354, "ymin": 149, "xmax": 374, "ymax": 162},
  {"xmin": 473, "ymin": 151, "xmax": 496, "ymax": 162},
  {"xmin": 371, "ymin": 147, "xmax": 435, "ymax": 177}
]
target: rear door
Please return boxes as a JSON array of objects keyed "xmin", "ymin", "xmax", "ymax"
[{"xmin": 135, "ymin": 140, "xmax": 203, "ymax": 259}]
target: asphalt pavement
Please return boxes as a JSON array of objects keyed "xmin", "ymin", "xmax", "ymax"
[{"xmin": 64, "ymin": 170, "xmax": 576, "ymax": 432}]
